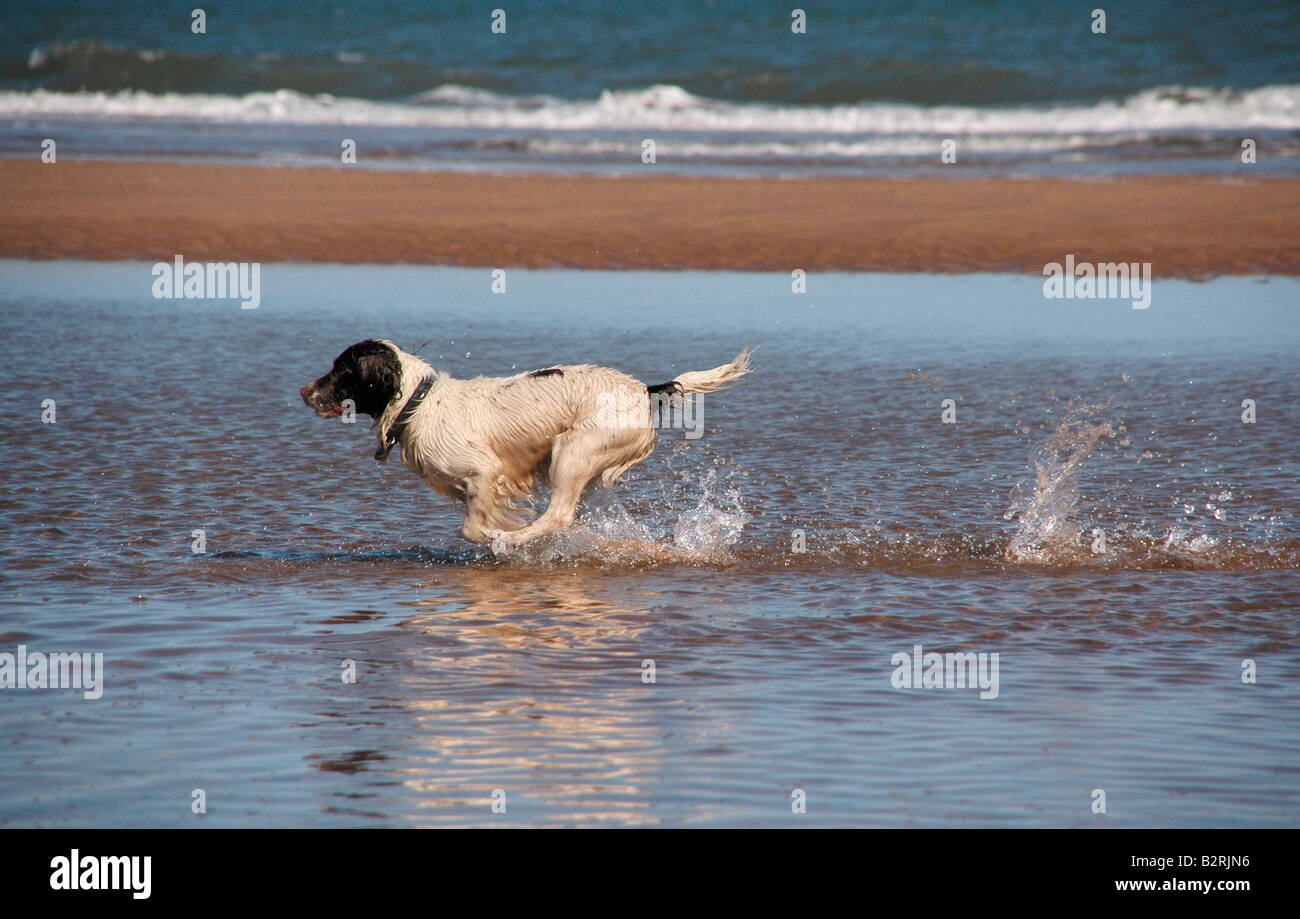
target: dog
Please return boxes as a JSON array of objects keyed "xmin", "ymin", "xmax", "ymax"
[{"xmin": 301, "ymin": 340, "xmax": 752, "ymax": 548}]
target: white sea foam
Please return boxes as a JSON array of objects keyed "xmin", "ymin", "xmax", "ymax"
[{"xmin": 1, "ymin": 82, "xmax": 1296, "ymax": 138}]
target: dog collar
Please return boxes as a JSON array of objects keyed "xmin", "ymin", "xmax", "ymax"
[{"xmin": 375, "ymin": 376, "xmax": 435, "ymax": 463}]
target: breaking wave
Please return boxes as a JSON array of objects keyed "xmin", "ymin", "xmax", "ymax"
[{"xmin": 2, "ymin": 82, "xmax": 1298, "ymax": 163}]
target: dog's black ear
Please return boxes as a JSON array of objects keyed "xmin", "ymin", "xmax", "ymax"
[
  {"xmin": 350, "ymin": 348, "xmax": 402, "ymax": 417},
  {"xmin": 357, "ymin": 352, "xmax": 398, "ymax": 392}
]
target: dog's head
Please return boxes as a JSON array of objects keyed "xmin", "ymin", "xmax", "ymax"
[{"xmin": 301, "ymin": 339, "xmax": 403, "ymax": 419}]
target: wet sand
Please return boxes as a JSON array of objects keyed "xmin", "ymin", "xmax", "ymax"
[{"xmin": 1, "ymin": 159, "xmax": 1297, "ymax": 276}]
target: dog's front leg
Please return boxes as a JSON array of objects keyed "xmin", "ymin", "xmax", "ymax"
[
  {"xmin": 459, "ymin": 475, "xmax": 500, "ymax": 545},
  {"xmin": 462, "ymin": 471, "xmax": 537, "ymax": 547}
]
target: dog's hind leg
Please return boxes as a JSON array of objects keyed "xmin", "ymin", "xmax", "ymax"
[
  {"xmin": 492, "ymin": 432, "xmax": 591, "ymax": 546},
  {"xmin": 493, "ymin": 427, "xmax": 653, "ymax": 548}
]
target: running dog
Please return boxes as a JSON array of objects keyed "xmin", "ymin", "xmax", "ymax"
[{"xmin": 301, "ymin": 340, "xmax": 752, "ymax": 547}]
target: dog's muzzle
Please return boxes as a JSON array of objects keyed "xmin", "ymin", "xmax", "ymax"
[{"xmin": 301, "ymin": 383, "xmax": 342, "ymax": 418}]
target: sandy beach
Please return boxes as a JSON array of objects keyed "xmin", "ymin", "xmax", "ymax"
[{"xmin": 2, "ymin": 160, "xmax": 1296, "ymax": 276}]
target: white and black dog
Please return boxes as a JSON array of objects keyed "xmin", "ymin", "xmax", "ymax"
[{"xmin": 301, "ymin": 340, "xmax": 752, "ymax": 547}]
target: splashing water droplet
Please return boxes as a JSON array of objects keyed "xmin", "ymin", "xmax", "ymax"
[{"xmin": 1003, "ymin": 399, "xmax": 1114, "ymax": 562}]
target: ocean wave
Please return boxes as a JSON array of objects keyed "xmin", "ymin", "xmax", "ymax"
[
  {"xmin": 25, "ymin": 39, "xmax": 171, "ymax": 71},
  {"xmin": 1, "ymin": 82, "xmax": 1297, "ymax": 136}
]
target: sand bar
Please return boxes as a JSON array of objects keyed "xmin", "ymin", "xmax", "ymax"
[{"xmin": 1, "ymin": 160, "xmax": 1296, "ymax": 276}]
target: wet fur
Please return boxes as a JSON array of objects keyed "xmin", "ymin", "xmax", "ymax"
[{"xmin": 302, "ymin": 339, "xmax": 751, "ymax": 548}]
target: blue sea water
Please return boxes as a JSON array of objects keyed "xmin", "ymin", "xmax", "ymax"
[
  {"xmin": 0, "ymin": 0, "xmax": 1297, "ymax": 174},
  {"xmin": 0, "ymin": 262, "xmax": 1297, "ymax": 827}
]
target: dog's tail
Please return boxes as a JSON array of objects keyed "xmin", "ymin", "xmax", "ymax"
[{"xmin": 646, "ymin": 347, "xmax": 754, "ymax": 396}]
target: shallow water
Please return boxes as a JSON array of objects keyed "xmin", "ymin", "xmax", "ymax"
[{"xmin": 0, "ymin": 262, "xmax": 1297, "ymax": 826}]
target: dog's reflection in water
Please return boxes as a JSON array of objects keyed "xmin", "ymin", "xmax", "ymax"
[
  {"xmin": 403, "ymin": 563, "xmax": 656, "ymax": 651},
  {"xmin": 392, "ymin": 565, "xmax": 672, "ymax": 824}
]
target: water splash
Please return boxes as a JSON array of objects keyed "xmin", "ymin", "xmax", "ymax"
[
  {"xmin": 490, "ymin": 460, "xmax": 749, "ymax": 566},
  {"xmin": 1003, "ymin": 399, "xmax": 1114, "ymax": 562},
  {"xmin": 671, "ymin": 466, "xmax": 749, "ymax": 556}
]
